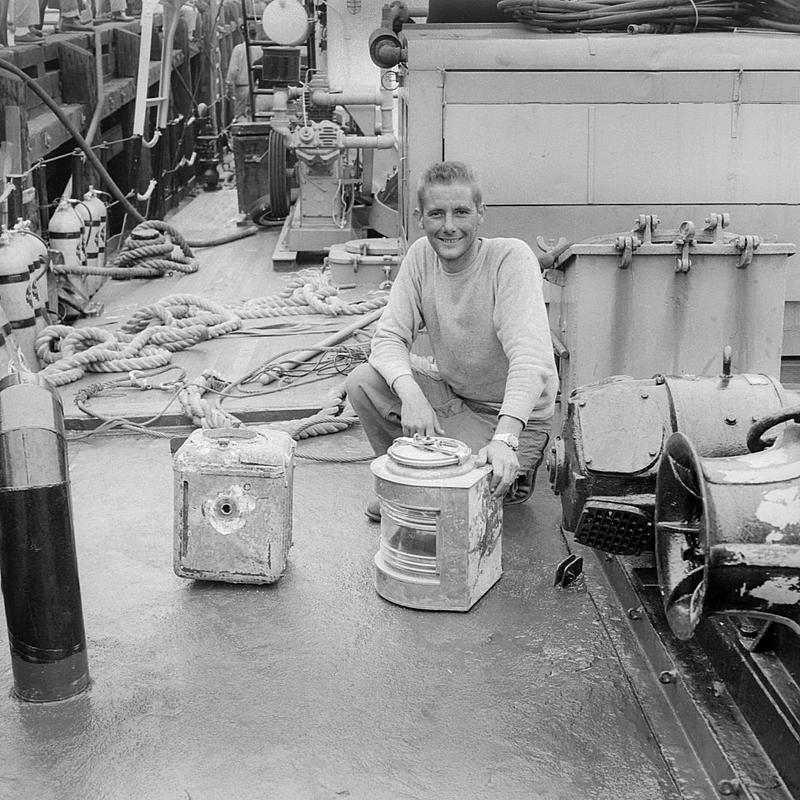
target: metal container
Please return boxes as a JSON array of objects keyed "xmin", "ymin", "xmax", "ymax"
[
  {"xmin": 326, "ymin": 237, "xmax": 401, "ymax": 288},
  {"xmin": 371, "ymin": 436, "xmax": 503, "ymax": 611},
  {"xmin": 546, "ymin": 214, "xmax": 796, "ymax": 398},
  {"xmin": 231, "ymin": 121, "xmax": 274, "ymax": 216},
  {"xmin": 173, "ymin": 427, "xmax": 295, "ymax": 584}
]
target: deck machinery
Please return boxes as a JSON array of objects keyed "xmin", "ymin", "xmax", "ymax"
[{"xmin": 370, "ymin": 7, "xmax": 800, "ymax": 798}]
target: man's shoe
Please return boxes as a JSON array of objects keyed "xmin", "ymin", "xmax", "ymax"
[
  {"xmin": 28, "ymin": 27, "xmax": 44, "ymax": 36},
  {"xmin": 111, "ymin": 11, "xmax": 135, "ymax": 20},
  {"xmin": 14, "ymin": 30, "xmax": 45, "ymax": 43},
  {"xmin": 60, "ymin": 17, "xmax": 94, "ymax": 31},
  {"xmin": 505, "ymin": 468, "xmax": 537, "ymax": 506},
  {"xmin": 365, "ymin": 498, "xmax": 381, "ymax": 523}
]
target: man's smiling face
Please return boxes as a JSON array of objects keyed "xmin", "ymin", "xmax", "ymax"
[{"xmin": 417, "ymin": 182, "xmax": 484, "ymax": 273}]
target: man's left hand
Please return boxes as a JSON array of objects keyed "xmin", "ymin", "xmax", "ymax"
[{"xmin": 475, "ymin": 439, "xmax": 519, "ymax": 499}]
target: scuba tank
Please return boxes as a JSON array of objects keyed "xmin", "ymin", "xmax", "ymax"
[
  {"xmin": 75, "ymin": 187, "xmax": 108, "ymax": 297},
  {"xmin": 48, "ymin": 197, "xmax": 90, "ymax": 319},
  {"xmin": 12, "ymin": 219, "xmax": 51, "ymax": 348},
  {"xmin": 0, "ymin": 228, "xmax": 40, "ymax": 371}
]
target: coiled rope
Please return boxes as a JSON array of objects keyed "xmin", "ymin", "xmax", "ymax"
[
  {"xmin": 228, "ymin": 270, "xmax": 389, "ymax": 318},
  {"xmin": 36, "ymin": 272, "xmax": 385, "ymax": 388},
  {"xmin": 37, "ymin": 325, "xmax": 173, "ymax": 386},
  {"xmin": 50, "ymin": 220, "xmax": 200, "ymax": 281}
]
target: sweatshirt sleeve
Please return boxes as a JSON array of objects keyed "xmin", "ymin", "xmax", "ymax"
[
  {"xmin": 493, "ymin": 240, "xmax": 557, "ymax": 423},
  {"xmin": 368, "ymin": 240, "xmax": 426, "ymax": 388}
]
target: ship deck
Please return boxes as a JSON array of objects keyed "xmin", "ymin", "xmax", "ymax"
[{"xmin": 0, "ymin": 187, "xmax": 784, "ymax": 800}]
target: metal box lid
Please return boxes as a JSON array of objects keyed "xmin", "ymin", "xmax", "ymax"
[
  {"xmin": 549, "ymin": 213, "xmax": 796, "ymax": 277},
  {"xmin": 174, "ymin": 427, "xmax": 294, "ymax": 472}
]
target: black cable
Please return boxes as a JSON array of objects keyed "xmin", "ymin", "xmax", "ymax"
[{"xmin": 0, "ymin": 56, "xmax": 146, "ymax": 223}]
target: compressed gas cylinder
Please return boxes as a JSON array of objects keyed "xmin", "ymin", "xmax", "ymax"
[
  {"xmin": 173, "ymin": 427, "xmax": 295, "ymax": 584},
  {"xmin": 48, "ymin": 197, "xmax": 89, "ymax": 302},
  {"xmin": 0, "ymin": 303, "xmax": 22, "ymax": 378},
  {"xmin": 371, "ymin": 436, "xmax": 503, "ymax": 611},
  {"xmin": 0, "ymin": 371, "xmax": 90, "ymax": 702},
  {"xmin": 76, "ymin": 188, "xmax": 107, "ymax": 297},
  {"xmin": 0, "ymin": 228, "xmax": 40, "ymax": 371},
  {"xmin": 12, "ymin": 220, "xmax": 51, "ymax": 350}
]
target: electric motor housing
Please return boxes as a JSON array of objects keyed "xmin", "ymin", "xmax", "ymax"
[{"xmin": 549, "ymin": 371, "xmax": 795, "ymax": 555}]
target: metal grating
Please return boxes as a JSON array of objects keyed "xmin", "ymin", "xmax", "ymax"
[{"xmin": 575, "ymin": 500, "xmax": 653, "ymax": 555}]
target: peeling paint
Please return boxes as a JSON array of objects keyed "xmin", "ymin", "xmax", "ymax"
[
  {"xmin": 755, "ymin": 485, "xmax": 800, "ymax": 530},
  {"xmin": 746, "ymin": 576, "xmax": 800, "ymax": 606}
]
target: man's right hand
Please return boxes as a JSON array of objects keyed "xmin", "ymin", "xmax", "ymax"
[{"xmin": 394, "ymin": 375, "xmax": 444, "ymax": 438}]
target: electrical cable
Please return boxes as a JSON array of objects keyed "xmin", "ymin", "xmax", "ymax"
[{"xmin": 497, "ymin": 0, "xmax": 743, "ymax": 31}]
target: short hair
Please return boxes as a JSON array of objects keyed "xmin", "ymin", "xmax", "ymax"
[{"xmin": 416, "ymin": 161, "xmax": 483, "ymax": 210}]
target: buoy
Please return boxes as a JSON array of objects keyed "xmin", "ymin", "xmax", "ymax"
[
  {"xmin": 48, "ymin": 197, "xmax": 90, "ymax": 304},
  {"xmin": 0, "ymin": 228, "xmax": 40, "ymax": 371},
  {"xmin": 76, "ymin": 187, "xmax": 108, "ymax": 297}
]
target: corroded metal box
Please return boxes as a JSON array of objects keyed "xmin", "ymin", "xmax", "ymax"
[
  {"xmin": 371, "ymin": 437, "xmax": 503, "ymax": 612},
  {"xmin": 173, "ymin": 427, "xmax": 295, "ymax": 584},
  {"xmin": 546, "ymin": 214, "xmax": 795, "ymax": 398}
]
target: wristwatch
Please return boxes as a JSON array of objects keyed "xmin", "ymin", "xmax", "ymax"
[{"xmin": 491, "ymin": 433, "xmax": 519, "ymax": 451}]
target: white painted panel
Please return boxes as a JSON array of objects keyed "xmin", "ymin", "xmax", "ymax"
[
  {"xmin": 593, "ymin": 104, "xmax": 800, "ymax": 204},
  {"xmin": 446, "ymin": 71, "xmax": 800, "ymax": 105},
  {"xmin": 443, "ymin": 104, "xmax": 590, "ymax": 204}
]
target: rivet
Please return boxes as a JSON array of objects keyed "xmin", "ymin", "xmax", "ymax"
[
  {"xmin": 640, "ymin": 390, "xmax": 649, "ymax": 399},
  {"xmin": 649, "ymin": 450, "xmax": 658, "ymax": 457},
  {"xmin": 725, "ymin": 416, "xmax": 737, "ymax": 425},
  {"xmin": 717, "ymin": 778, "xmax": 741, "ymax": 796},
  {"xmin": 585, "ymin": 457, "xmax": 592, "ymax": 465},
  {"xmin": 658, "ymin": 669, "xmax": 677, "ymax": 684},
  {"xmin": 627, "ymin": 607, "xmax": 641, "ymax": 620},
  {"xmin": 577, "ymin": 398, "xmax": 586, "ymax": 407}
]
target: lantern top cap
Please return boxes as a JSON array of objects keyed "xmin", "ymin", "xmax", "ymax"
[{"xmin": 388, "ymin": 435, "xmax": 472, "ymax": 469}]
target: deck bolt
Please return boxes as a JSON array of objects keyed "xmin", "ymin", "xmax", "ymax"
[
  {"xmin": 725, "ymin": 416, "xmax": 737, "ymax": 425},
  {"xmin": 649, "ymin": 449, "xmax": 658, "ymax": 457},
  {"xmin": 627, "ymin": 607, "xmax": 641, "ymax": 620},
  {"xmin": 717, "ymin": 778, "xmax": 741, "ymax": 796},
  {"xmin": 577, "ymin": 398, "xmax": 586, "ymax": 407},
  {"xmin": 640, "ymin": 390, "xmax": 649, "ymax": 399},
  {"xmin": 585, "ymin": 457, "xmax": 592, "ymax": 465},
  {"xmin": 658, "ymin": 669, "xmax": 677, "ymax": 684}
]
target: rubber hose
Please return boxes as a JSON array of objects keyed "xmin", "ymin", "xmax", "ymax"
[
  {"xmin": 0, "ymin": 57, "xmax": 261, "ymax": 250},
  {"xmin": 0, "ymin": 57, "xmax": 145, "ymax": 224}
]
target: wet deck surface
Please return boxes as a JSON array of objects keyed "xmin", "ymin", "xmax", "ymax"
[
  {"xmin": 0, "ymin": 433, "xmax": 680, "ymax": 800},
  {"xmin": 1, "ymin": 188, "xmax": 687, "ymax": 799}
]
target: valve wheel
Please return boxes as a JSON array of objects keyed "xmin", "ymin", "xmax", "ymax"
[{"xmin": 746, "ymin": 403, "xmax": 800, "ymax": 452}]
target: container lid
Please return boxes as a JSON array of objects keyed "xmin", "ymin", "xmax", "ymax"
[
  {"xmin": 343, "ymin": 238, "xmax": 400, "ymax": 256},
  {"xmin": 387, "ymin": 436, "xmax": 472, "ymax": 469}
]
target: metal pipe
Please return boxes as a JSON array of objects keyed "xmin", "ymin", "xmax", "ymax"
[
  {"xmin": 310, "ymin": 89, "xmax": 383, "ymax": 107},
  {"xmin": 342, "ymin": 133, "xmax": 396, "ymax": 149},
  {"xmin": 260, "ymin": 307, "xmax": 384, "ymax": 386},
  {"xmin": 0, "ymin": 372, "xmax": 90, "ymax": 702}
]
